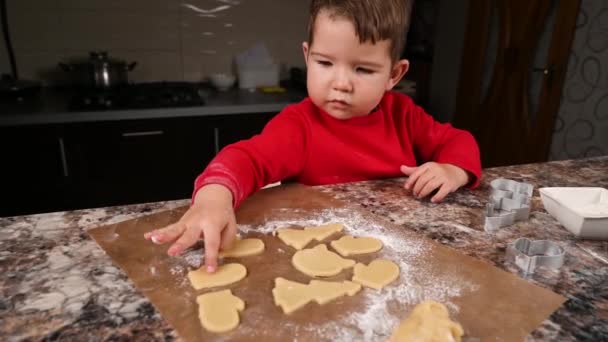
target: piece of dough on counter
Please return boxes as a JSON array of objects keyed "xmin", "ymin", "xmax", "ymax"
[
  {"xmin": 330, "ymin": 235, "xmax": 383, "ymax": 256},
  {"xmin": 219, "ymin": 238, "xmax": 265, "ymax": 258},
  {"xmin": 275, "ymin": 223, "xmax": 343, "ymax": 250},
  {"xmin": 352, "ymin": 259, "xmax": 399, "ymax": 289},
  {"xmin": 197, "ymin": 289, "xmax": 245, "ymax": 333},
  {"xmin": 188, "ymin": 263, "xmax": 247, "ymax": 290},
  {"xmin": 389, "ymin": 300, "xmax": 463, "ymax": 342},
  {"xmin": 272, "ymin": 277, "xmax": 361, "ymax": 314},
  {"xmin": 292, "ymin": 244, "xmax": 355, "ymax": 277}
]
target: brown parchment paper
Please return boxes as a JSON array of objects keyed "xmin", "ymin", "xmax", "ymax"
[{"xmin": 88, "ymin": 184, "xmax": 566, "ymax": 341}]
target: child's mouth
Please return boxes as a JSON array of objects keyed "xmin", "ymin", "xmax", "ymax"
[{"xmin": 329, "ymin": 100, "xmax": 349, "ymax": 108}]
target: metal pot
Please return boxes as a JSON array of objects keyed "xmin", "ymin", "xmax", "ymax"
[{"xmin": 59, "ymin": 51, "xmax": 137, "ymax": 89}]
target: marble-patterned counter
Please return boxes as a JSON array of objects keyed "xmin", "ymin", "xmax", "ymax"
[{"xmin": 1, "ymin": 156, "xmax": 607, "ymax": 341}]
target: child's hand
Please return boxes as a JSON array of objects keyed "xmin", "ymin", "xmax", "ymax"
[
  {"xmin": 143, "ymin": 184, "xmax": 236, "ymax": 273},
  {"xmin": 400, "ymin": 163, "xmax": 470, "ymax": 203}
]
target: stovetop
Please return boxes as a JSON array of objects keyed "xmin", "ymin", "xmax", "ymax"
[{"xmin": 69, "ymin": 82, "xmax": 205, "ymax": 111}]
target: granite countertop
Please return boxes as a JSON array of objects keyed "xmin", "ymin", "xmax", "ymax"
[
  {"xmin": 0, "ymin": 86, "xmax": 306, "ymax": 127},
  {"xmin": 1, "ymin": 156, "xmax": 607, "ymax": 341}
]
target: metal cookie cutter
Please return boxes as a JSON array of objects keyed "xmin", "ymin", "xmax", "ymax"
[
  {"xmin": 506, "ymin": 238, "xmax": 565, "ymax": 274},
  {"xmin": 484, "ymin": 178, "xmax": 534, "ymax": 232}
]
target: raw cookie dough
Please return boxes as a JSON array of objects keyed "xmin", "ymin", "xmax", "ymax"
[
  {"xmin": 275, "ymin": 223, "xmax": 343, "ymax": 249},
  {"xmin": 272, "ymin": 277, "xmax": 361, "ymax": 314},
  {"xmin": 389, "ymin": 300, "xmax": 463, "ymax": 342},
  {"xmin": 352, "ymin": 259, "xmax": 399, "ymax": 289},
  {"xmin": 330, "ymin": 235, "xmax": 383, "ymax": 256},
  {"xmin": 188, "ymin": 263, "xmax": 247, "ymax": 290},
  {"xmin": 219, "ymin": 238, "xmax": 265, "ymax": 257},
  {"xmin": 292, "ymin": 244, "xmax": 355, "ymax": 277},
  {"xmin": 197, "ymin": 289, "xmax": 245, "ymax": 333}
]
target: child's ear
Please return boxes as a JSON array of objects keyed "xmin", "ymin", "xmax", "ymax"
[
  {"xmin": 386, "ymin": 59, "xmax": 409, "ymax": 90},
  {"xmin": 302, "ymin": 42, "xmax": 310, "ymax": 67}
]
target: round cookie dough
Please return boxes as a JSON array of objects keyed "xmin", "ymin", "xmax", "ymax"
[
  {"xmin": 389, "ymin": 300, "xmax": 463, "ymax": 342},
  {"xmin": 330, "ymin": 235, "xmax": 383, "ymax": 256},
  {"xmin": 219, "ymin": 238, "xmax": 265, "ymax": 258},
  {"xmin": 292, "ymin": 244, "xmax": 355, "ymax": 277},
  {"xmin": 187, "ymin": 263, "xmax": 247, "ymax": 290},
  {"xmin": 352, "ymin": 259, "xmax": 399, "ymax": 289},
  {"xmin": 197, "ymin": 289, "xmax": 245, "ymax": 333}
]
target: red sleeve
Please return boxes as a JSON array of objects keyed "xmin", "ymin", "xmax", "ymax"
[
  {"xmin": 192, "ymin": 106, "xmax": 309, "ymax": 208},
  {"xmin": 404, "ymin": 97, "xmax": 482, "ymax": 188}
]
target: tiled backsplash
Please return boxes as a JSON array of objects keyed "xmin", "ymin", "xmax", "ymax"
[{"xmin": 1, "ymin": 0, "xmax": 309, "ymax": 85}]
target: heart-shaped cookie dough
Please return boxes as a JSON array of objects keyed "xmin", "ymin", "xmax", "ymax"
[
  {"xmin": 188, "ymin": 263, "xmax": 247, "ymax": 290},
  {"xmin": 352, "ymin": 259, "xmax": 399, "ymax": 289},
  {"xmin": 292, "ymin": 244, "xmax": 355, "ymax": 277},
  {"xmin": 330, "ymin": 235, "xmax": 383, "ymax": 256}
]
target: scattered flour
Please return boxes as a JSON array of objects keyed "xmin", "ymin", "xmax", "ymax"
[{"xmin": 235, "ymin": 208, "xmax": 479, "ymax": 341}]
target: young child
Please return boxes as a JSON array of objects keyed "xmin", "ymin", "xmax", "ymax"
[{"xmin": 144, "ymin": 0, "xmax": 481, "ymax": 272}]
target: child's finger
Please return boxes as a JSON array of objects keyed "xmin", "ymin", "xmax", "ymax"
[
  {"xmin": 412, "ymin": 171, "xmax": 434, "ymax": 197},
  {"xmin": 220, "ymin": 219, "xmax": 237, "ymax": 251},
  {"xmin": 404, "ymin": 165, "xmax": 427, "ymax": 190},
  {"xmin": 431, "ymin": 183, "xmax": 453, "ymax": 203},
  {"xmin": 417, "ymin": 178, "xmax": 441, "ymax": 199},
  {"xmin": 167, "ymin": 225, "xmax": 201, "ymax": 257},
  {"xmin": 145, "ymin": 223, "xmax": 185, "ymax": 244},
  {"xmin": 203, "ymin": 227, "xmax": 221, "ymax": 273}
]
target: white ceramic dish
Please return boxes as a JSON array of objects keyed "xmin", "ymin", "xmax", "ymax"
[
  {"xmin": 209, "ymin": 73, "xmax": 236, "ymax": 91},
  {"xmin": 539, "ymin": 187, "xmax": 608, "ymax": 240}
]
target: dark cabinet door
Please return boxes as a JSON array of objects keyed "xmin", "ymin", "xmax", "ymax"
[
  {"xmin": 214, "ymin": 113, "xmax": 275, "ymax": 151},
  {"xmin": 0, "ymin": 125, "xmax": 72, "ymax": 216},
  {"xmin": 65, "ymin": 118, "xmax": 215, "ymax": 209}
]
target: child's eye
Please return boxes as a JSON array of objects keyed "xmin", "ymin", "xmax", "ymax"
[
  {"xmin": 317, "ymin": 60, "xmax": 332, "ymax": 67},
  {"xmin": 356, "ymin": 67, "xmax": 373, "ymax": 74}
]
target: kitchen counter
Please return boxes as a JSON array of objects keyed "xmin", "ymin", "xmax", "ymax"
[
  {"xmin": 0, "ymin": 86, "xmax": 306, "ymax": 127},
  {"xmin": 1, "ymin": 156, "xmax": 607, "ymax": 341}
]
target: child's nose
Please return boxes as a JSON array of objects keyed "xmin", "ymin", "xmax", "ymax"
[{"xmin": 332, "ymin": 69, "xmax": 353, "ymax": 92}]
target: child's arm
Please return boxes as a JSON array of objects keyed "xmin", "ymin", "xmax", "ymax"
[
  {"xmin": 144, "ymin": 184, "xmax": 235, "ymax": 272},
  {"xmin": 145, "ymin": 107, "xmax": 308, "ymax": 272},
  {"xmin": 400, "ymin": 97, "xmax": 481, "ymax": 202}
]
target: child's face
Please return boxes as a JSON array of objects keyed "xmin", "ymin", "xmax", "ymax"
[{"xmin": 303, "ymin": 10, "xmax": 408, "ymax": 120}]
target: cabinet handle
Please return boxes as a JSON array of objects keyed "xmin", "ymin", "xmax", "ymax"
[
  {"xmin": 121, "ymin": 130, "xmax": 164, "ymax": 137},
  {"xmin": 214, "ymin": 127, "xmax": 220, "ymax": 154},
  {"xmin": 58, "ymin": 137, "xmax": 69, "ymax": 177}
]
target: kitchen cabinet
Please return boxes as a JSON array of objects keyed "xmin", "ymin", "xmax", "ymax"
[
  {"xmin": 0, "ymin": 125, "xmax": 73, "ymax": 216},
  {"xmin": 0, "ymin": 112, "xmax": 275, "ymax": 217}
]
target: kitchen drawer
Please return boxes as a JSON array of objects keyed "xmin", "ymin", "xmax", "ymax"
[{"xmin": 65, "ymin": 118, "xmax": 215, "ymax": 208}]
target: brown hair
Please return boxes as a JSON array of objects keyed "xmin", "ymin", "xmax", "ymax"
[{"xmin": 307, "ymin": 0, "xmax": 412, "ymax": 62}]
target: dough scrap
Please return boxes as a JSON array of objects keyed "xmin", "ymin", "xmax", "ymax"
[
  {"xmin": 292, "ymin": 244, "xmax": 356, "ymax": 277},
  {"xmin": 352, "ymin": 259, "xmax": 399, "ymax": 289},
  {"xmin": 219, "ymin": 238, "xmax": 265, "ymax": 258},
  {"xmin": 389, "ymin": 300, "xmax": 463, "ymax": 342},
  {"xmin": 272, "ymin": 277, "xmax": 361, "ymax": 314},
  {"xmin": 197, "ymin": 289, "xmax": 245, "ymax": 333},
  {"xmin": 188, "ymin": 263, "xmax": 247, "ymax": 290},
  {"xmin": 330, "ymin": 235, "xmax": 383, "ymax": 256},
  {"xmin": 276, "ymin": 223, "xmax": 344, "ymax": 250}
]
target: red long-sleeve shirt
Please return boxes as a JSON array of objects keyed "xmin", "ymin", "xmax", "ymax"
[{"xmin": 194, "ymin": 91, "xmax": 481, "ymax": 208}]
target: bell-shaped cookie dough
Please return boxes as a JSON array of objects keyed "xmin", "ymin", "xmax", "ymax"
[
  {"xmin": 330, "ymin": 235, "xmax": 383, "ymax": 256},
  {"xmin": 272, "ymin": 277, "xmax": 361, "ymax": 314},
  {"xmin": 389, "ymin": 300, "xmax": 463, "ymax": 342},
  {"xmin": 197, "ymin": 289, "xmax": 245, "ymax": 333},
  {"xmin": 188, "ymin": 263, "xmax": 247, "ymax": 290},
  {"xmin": 292, "ymin": 244, "xmax": 355, "ymax": 277},
  {"xmin": 219, "ymin": 238, "xmax": 265, "ymax": 258},
  {"xmin": 352, "ymin": 259, "xmax": 399, "ymax": 289},
  {"xmin": 276, "ymin": 223, "xmax": 343, "ymax": 250}
]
